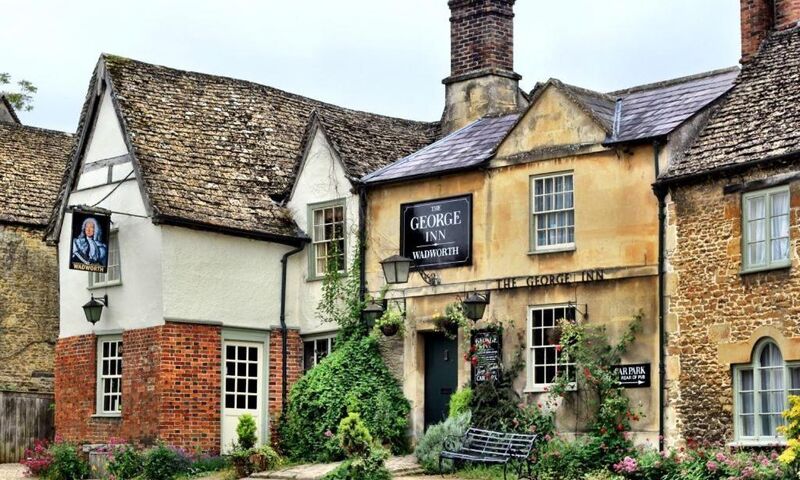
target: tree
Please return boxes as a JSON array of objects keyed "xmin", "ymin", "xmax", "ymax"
[{"xmin": 0, "ymin": 73, "xmax": 37, "ymax": 112}]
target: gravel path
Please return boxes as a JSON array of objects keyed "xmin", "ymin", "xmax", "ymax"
[{"xmin": 0, "ymin": 464, "xmax": 26, "ymax": 480}]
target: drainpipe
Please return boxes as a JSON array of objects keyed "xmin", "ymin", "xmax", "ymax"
[
  {"xmin": 280, "ymin": 243, "xmax": 305, "ymax": 415},
  {"xmin": 358, "ymin": 184, "xmax": 367, "ymax": 302},
  {"xmin": 653, "ymin": 140, "xmax": 667, "ymax": 451}
]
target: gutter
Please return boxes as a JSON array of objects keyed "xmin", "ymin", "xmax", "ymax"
[
  {"xmin": 280, "ymin": 243, "xmax": 306, "ymax": 416},
  {"xmin": 652, "ymin": 141, "xmax": 667, "ymax": 451}
]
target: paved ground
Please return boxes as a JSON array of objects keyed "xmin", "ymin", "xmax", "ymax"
[
  {"xmin": 0, "ymin": 464, "xmax": 25, "ymax": 480},
  {"xmin": 252, "ymin": 455, "xmax": 427, "ymax": 479}
]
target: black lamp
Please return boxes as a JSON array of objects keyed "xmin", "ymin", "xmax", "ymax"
[
  {"xmin": 361, "ymin": 301, "xmax": 384, "ymax": 328},
  {"xmin": 462, "ymin": 291, "xmax": 490, "ymax": 321},
  {"xmin": 82, "ymin": 294, "xmax": 108, "ymax": 325},
  {"xmin": 380, "ymin": 255, "xmax": 412, "ymax": 284}
]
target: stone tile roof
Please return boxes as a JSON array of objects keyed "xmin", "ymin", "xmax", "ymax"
[
  {"xmin": 65, "ymin": 55, "xmax": 439, "ymax": 240},
  {"xmin": 365, "ymin": 68, "xmax": 737, "ymax": 185},
  {"xmin": 0, "ymin": 122, "xmax": 74, "ymax": 227},
  {"xmin": 663, "ymin": 28, "xmax": 800, "ymax": 180},
  {"xmin": 362, "ymin": 114, "xmax": 519, "ymax": 184}
]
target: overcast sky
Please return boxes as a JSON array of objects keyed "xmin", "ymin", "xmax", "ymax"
[{"xmin": 2, "ymin": 1, "xmax": 740, "ymax": 132}]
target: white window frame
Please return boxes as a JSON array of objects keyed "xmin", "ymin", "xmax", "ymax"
[
  {"xmin": 732, "ymin": 339, "xmax": 800, "ymax": 445},
  {"xmin": 530, "ymin": 172, "xmax": 575, "ymax": 253},
  {"xmin": 742, "ymin": 186, "xmax": 791, "ymax": 273},
  {"xmin": 303, "ymin": 335, "xmax": 335, "ymax": 372},
  {"xmin": 525, "ymin": 304, "xmax": 577, "ymax": 392},
  {"xmin": 308, "ymin": 200, "xmax": 346, "ymax": 280},
  {"xmin": 88, "ymin": 231, "xmax": 121, "ymax": 288},
  {"xmin": 96, "ymin": 336, "xmax": 123, "ymax": 416}
]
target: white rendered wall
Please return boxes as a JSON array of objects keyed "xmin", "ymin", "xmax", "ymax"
[
  {"xmin": 161, "ymin": 226, "xmax": 293, "ymax": 330},
  {"xmin": 285, "ymin": 128, "xmax": 359, "ymax": 335}
]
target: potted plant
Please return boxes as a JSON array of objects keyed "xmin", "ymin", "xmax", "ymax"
[
  {"xmin": 375, "ymin": 308, "xmax": 404, "ymax": 337},
  {"xmin": 433, "ymin": 302, "xmax": 468, "ymax": 339}
]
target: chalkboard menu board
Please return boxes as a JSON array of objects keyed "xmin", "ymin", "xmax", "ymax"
[{"xmin": 471, "ymin": 329, "xmax": 502, "ymax": 384}]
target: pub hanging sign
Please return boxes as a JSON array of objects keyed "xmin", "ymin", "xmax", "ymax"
[
  {"xmin": 400, "ymin": 194, "xmax": 472, "ymax": 269},
  {"xmin": 69, "ymin": 209, "xmax": 111, "ymax": 273}
]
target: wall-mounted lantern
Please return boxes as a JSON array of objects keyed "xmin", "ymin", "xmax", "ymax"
[
  {"xmin": 361, "ymin": 301, "xmax": 385, "ymax": 329},
  {"xmin": 462, "ymin": 291, "xmax": 490, "ymax": 321},
  {"xmin": 82, "ymin": 294, "xmax": 108, "ymax": 325},
  {"xmin": 380, "ymin": 254, "xmax": 440, "ymax": 286}
]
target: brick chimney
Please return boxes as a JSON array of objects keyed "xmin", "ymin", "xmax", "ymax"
[
  {"xmin": 741, "ymin": 0, "xmax": 800, "ymax": 62},
  {"xmin": 442, "ymin": 0, "xmax": 523, "ymax": 134}
]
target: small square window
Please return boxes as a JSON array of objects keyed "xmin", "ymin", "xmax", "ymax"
[
  {"xmin": 303, "ymin": 336, "xmax": 336, "ymax": 372},
  {"xmin": 742, "ymin": 187, "xmax": 791, "ymax": 272},
  {"xmin": 526, "ymin": 305, "xmax": 577, "ymax": 391},
  {"xmin": 531, "ymin": 173, "xmax": 575, "ymax": 252},
  {"xmin": 309, "ymin": 202, "xmax": 346, "ymax": 278},
  {"xmin": 89, "ymin": 232, "xmax": 122, "ymax": 288}
]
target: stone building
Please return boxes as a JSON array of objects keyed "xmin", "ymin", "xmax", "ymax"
[
  {"xmin": 49, "ymin": 55, "xmax": 437, "ymax": 453},
  {"xmin": 656, "ymin": 0, "xmax": 800, "ymax": 446},
  {"xmin": 0, "ymin": 96, "xmax": 73, "ymax": 460},
  {"xmin": 361, "ymin": 0, "xmax": 737, "ymax": 444}
]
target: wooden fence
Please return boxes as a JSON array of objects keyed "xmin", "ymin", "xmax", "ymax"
[{"xmin": 0, "ymin": 391, "xmax": 54, "ymax": 463}]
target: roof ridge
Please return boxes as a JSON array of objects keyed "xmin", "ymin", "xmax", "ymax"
[
  {"xmin": 606, "ymin": 66, "xmax": 740, "ymax": 96},
  {"xmin": 101, "ymin": 53, "xmax": 439, "ymax": 127},
  {"xmin": 555, "ymin": 79, "xmax": 614, "ymax": 102},
  {"xmin": 0, "ymin": 120, "xmax": 73, "ymax": 137}
]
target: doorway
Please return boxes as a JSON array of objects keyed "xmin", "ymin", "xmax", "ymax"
[
  {"xmin": 424, "ymin": 333, "xmax": 458, "ymax": 429},
  {"xmin": 221, "ymin": 341, "xmax": 264, "ymax": 452}
]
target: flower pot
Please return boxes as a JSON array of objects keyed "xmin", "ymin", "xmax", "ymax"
[
  {"xmin": 443, "ymin": 319, "xmax": 460, "ymax": 335},
  {"xmin": 380, "ymin": 324, "xmax": 399, "ymax": 337}
]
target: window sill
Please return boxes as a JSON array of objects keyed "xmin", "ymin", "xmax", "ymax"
[
  {"xmin": 91, "ymin": 413, "xmax": 121, "ymax": 419},
  {"xmin": 88, "ymin": 280, "xmax": 122, "ymax": 290},
  {"xmin": 524, "ymin": 383, "xmax": 576, "ymax": 393},
  {"xmin": 728, "ymin": 439, "xmax": 786, "ymax": 448},
  {"xmin": 739, "ymin": 263, "xmax": 791, "ymax": 276},
  {"xmin": 528, "ymin": 246, "xmax": 576, "ymax": 256}
]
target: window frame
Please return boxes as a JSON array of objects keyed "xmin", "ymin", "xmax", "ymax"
[
  {"xmin": 88, "ymin": 230, "xmax": 122, "ymax": 289},
  {"xmin": 307, "ymin": 199, "xmax": 347, "ymax": 281},
  {"xmin": 741, "ymin": 186, "xmax": 791, "ymax": 274},
  {"xmin": 525, "ymin": 304, "xmax": 578, "ymax": 393},
  {"xmin": 529, "ymin": 172, "xmax": 576, "ymax": 254},
  {"xmin": 95, "ymin": 335, "xmax": 123, "ymax": 417},
  {"xmin": 732, "ymin": 339, "xmax": 800, "ymax": 445},
  {"xmin": 302, "ymin": 335, "xmax": 336, "ymax": 372}
]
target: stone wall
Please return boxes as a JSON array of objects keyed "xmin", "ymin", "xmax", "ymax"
[
  {"xmin": 665, "ymin": 163, "xmax": 800, "ymax": 444},
  {"xmin": 0, "ymin": 224, "xmax": 58, "ymax": 393}
]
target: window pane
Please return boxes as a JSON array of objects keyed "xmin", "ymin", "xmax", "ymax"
[
  {"xmin": 772, "ymin": 191, "xmax": 789, "ymax": 216},
  {"xmin": 748, "ymin": 196, "xmax": 766, "ymax": 219},
  {"xmin": 791, "ymin": 367, "xmax": 800, "ymax": 391},
  {"xmin": 741, "ymin": 369, "xmax": 754, "ymax": 391},
  {"xmin": 742, "ymin": 415, "xmax": 755, "ymax": 437},
  {"xmin": 749, "ymin": 243, "xmax": 766, "ymax": 266}
]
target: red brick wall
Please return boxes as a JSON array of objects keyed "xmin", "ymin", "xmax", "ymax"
[
  {"xmin": 448, "ymin": 0, "xmax": 515, "ymax": 77},
  {"xmin": 159, "ymin": 322, "xmax": 221, "ymax": 453},
  {"xmin": 741, "ymin": 0, "xmax": 800, "ymax": 62},
  {"xmin": 55, "ymin": 323, "xmax": 221, "ymax": 452},
  {"xmin": 267, "ymin": 328, "xmax": 302, "ymax": 442}
]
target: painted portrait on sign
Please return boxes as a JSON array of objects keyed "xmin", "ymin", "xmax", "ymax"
[{"xmin": 69, "ymin": 211, "xmax": 111, "ymax": 273}]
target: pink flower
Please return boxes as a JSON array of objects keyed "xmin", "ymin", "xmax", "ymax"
[
  {"xmin": 706, "ymin": 461, "xmax": 718, "ymax": 472},
  {"xmin": 324, "ymin": 429, "xmax": 333, "ymax": 438},
  {"xmin": 715, "ymin": 452, "xmax": 726, "ymax": 462},
  {"xmin": 613, "ymin": 456, "xmax": 638, "ymax": 474}
]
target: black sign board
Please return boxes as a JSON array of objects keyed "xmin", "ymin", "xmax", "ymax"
[
  {"xmin": 612, "ymin": 363, "xmax": 651, "ymax": 389},
  {"xmin": 69, "ymin": 210, "xmax": 111, "ymax": 273},
  {"xmin": 400, "ymin": 194, "xmax": 472, "ymax": 269},
  {"xmin": 471, "ymin": 329, "xmax": 502, "ymax": 385}
]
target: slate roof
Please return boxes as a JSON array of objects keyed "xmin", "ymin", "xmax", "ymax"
[
  {"xmin": 0, "ymin": 122, "xmax": 74, "ymax": 227},
  {"xmin": 663, "ymin": 27, "xmax": 800, "ymax": 180},
  {"xmin": 58, "ymin": 55, "xmax": 439, "ymax": 241},
  {"xmin": 364, "ymin": 68, "xmax": 737, "ymax": 185},
  {"xmin": 608, "ymin": 67, "xmax": 739, "ymax": 144},
  {"xmin": 362, "ymin": 114, "xmax": 519, "ymax": 184}
]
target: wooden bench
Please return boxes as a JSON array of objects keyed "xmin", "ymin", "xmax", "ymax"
[{"xmin": 439, "ymin": 427, "xmax": 538, "ymax": 479}]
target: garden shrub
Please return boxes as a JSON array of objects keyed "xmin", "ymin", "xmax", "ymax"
[
  {"xmin": 236, "ymin": 413, "xmax": 258, "ymax": 449},
  {"xmin": 779, "ymin": 394, "xmax": 800, "ymax": 474},
  {"xmin": 142, "ymin": 444, "xmax": 190, "ymax": 480},
  {"xmin": 414, "ymin": 411, "xmax": 472, "ymax": 473},
  {"xmin": 338, "ymin": 411, "xmax": 373, "ymax": 457},
  {"xmin": 107, "ymin": 444, "xmax": 144, "ymax": 479},
  {"xmin": 279, "ymin": 335, "xmax": 410, "ymax": 461},
  {"xmin": 20, "ymin": 439, "xmax": 52, "ymax": 477},
  {"xmin": 322, "ymin": 410, "xmax": 391, "ymax": 480},
  {"xmin": 46, "ymin": 441, "xmax": 90, "ymax": 480},
  {"xmin": 448, "ymin": 387, "xmax": 472, "ymax": 418},
  {"xmin": 532, "ymin": 436, "xmax": 609, "ymax": 480}
]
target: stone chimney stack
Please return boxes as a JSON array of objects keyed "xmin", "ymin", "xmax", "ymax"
[
  {"xmin": 442, "ymin": 0, "xmax": 522, "ymax": 134},
  {"xmin": 741, "ymin": 0, "xmax": 800, "ymax": 62}
]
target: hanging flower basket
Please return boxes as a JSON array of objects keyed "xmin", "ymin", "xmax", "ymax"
[{"xmin": 380, "ymin": 323, "xmax": 400, "ymax": 337}]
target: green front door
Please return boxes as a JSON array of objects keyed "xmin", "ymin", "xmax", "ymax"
[{"xmin": 424, "ymin": 333, "xmax": 458, "ymax": 429}]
